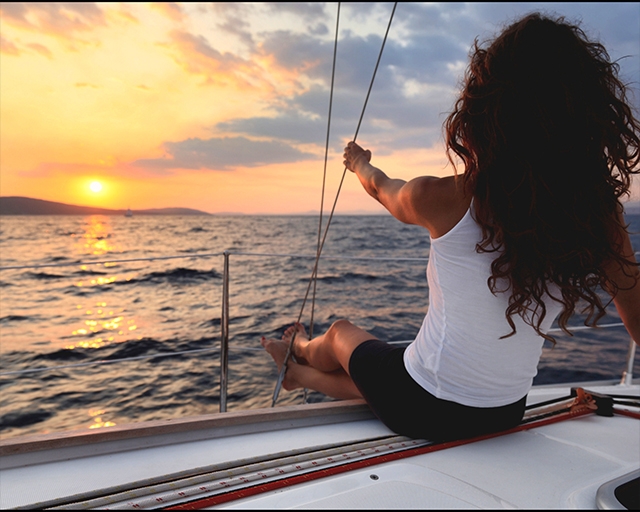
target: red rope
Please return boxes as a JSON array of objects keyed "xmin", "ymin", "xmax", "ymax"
[
  {"xmin": 165, "ymin": 408, "xmax": 596, "ymax": 510},
  {"xmin": 615, "ymin": 407, "xmax": 640, "ymax": 420}
]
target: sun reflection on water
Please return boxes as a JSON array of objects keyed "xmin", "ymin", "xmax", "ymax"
[
  {"xmin": 88, "ymin": 408, "xmax": 116, "ymax": 429},
  {"xmin": 74, "ymin": 215, "xmax": 115, "ymax": 256},
  {"xmin": 66, "ymin": 300, "xmax": 139, "ymax": 350}
]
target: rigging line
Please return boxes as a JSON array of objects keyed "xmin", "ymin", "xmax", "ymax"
[
  {"xmin": 309, "ymin": 2, "xmax": 341, "ymax": 341},
  {"xmin": 272, "ymin": 2, "xmax": 398, "ymax": 407},
  {"xmin": 302, "ymin": 2, "xmax": 342, "ymax": 406}
]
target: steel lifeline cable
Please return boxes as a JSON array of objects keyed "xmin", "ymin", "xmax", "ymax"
[{"xmin": 271, "ymin": 1, "xmax": 399, "ymax": 407}]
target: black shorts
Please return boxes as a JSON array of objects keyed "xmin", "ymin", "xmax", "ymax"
[{"xmin": 348, "ymin": 339, "xmax": 527, "ymax": 442}]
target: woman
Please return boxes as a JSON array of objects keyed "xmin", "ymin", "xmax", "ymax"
[{"xmin": 261, "ymin": 13, "xmax": 640, "ymax": 441}]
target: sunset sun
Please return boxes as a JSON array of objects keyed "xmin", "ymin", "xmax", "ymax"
[{"xmin": 89, "ymin": 181, "xmax": 103, "ymax": 193}]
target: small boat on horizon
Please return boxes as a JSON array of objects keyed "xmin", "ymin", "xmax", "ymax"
[{"xmin": 125, "ymin": 208, "xmax": 133, "ymax": 217}]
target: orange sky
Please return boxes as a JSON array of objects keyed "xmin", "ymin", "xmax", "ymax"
[{"xmin": 1, "ymin": 3, "xmax": 638, "ymax": 213}]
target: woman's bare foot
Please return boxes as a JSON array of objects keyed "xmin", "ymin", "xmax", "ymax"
[
  {"xmin": 260, "ymin": 336, "xmax": 302, "ymax": 391},
  {"xmin": 282, "ymin": 323, "xmax": 309, "ymax": 365}
]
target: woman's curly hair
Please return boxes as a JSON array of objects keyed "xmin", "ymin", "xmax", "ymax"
[{"xmin": 444, "ymin": 13, "xmax": 640, "ymax": 342}]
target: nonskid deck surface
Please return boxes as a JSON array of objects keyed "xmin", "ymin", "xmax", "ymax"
[{"xmin": 0, "ymin": 382, "xmax": 638, "ymax": 510}]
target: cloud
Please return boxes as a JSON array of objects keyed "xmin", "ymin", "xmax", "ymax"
[
  {"xmin": 26, "ymin": 42, "xmax": 53, "ymax": 59},
  {"xmin": 208, "ymin": 2, "xmax": 639, "ymax": 155},
  {"xmin": 0, "ymin": 3, "xmax": 108, "ymax": 47},
  {"xmin": 131, "ymin": 136, "xmax": 317, "ymax": 172},
  {"xmin": 211, "ymin": 3, "xmax": 256, "ymax": 50},
  {"xmin": 264, "ymin": 3, "xmax": 330, "ymax": 24},
  {"xmin": 0, "ymin": 35, "xmax": 52, "ymax": 59},
  {"xmin": 211, "ymin": 22, "xmax": 464, "ymax": 151},
  {"xmin": 216, "ymin": 103, "xmax": 329, "ymax": 145},
  {"xmin": 16, "ymin": 136, "xmax": 317, "ymax": 179},
  {"xmin": 150, "ymin": 2, "xmax": 186, "ymax": 23},
  {"xmin": 160, "ymin": 29, "xmax": 267, "ymax": 89},
  {"xmin": 0, "ymin": 35, "xmax": 21, "ymax": 56},
  {"xmin": 18, "ymin": 161, "xmax": 113, "ymax": 179}
]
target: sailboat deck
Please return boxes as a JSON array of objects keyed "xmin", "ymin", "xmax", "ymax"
[{"xmin": 1, "ymin": 381, "xmax": 638, "ymax": 509}]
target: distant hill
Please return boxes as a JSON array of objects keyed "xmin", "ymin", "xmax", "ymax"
[{"xmin": 0, "ymin": 196, "xmax": 211, "ymax": 216}]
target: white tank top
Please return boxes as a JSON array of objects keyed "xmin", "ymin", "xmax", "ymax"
[{"xmin": 404, "ymin": 204, "xmax": 563, "ymax": 407}]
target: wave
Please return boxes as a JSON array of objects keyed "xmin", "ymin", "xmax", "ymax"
[
  {"xmin": 102, "ymin": 337, "xmax": 169, "ymax": 360},
  {"xmin": 73, "ymin": 268, "xmax": 109, "ymax": 276},
  {"xmin": 25, "ymin": 271, "xmax": 67, "ymax": 280},
  {"xmin": 120, "ymin": 267, "xmax": 222, "ymax": 285},
  {"xmin": 46, "ymin": 255, "xmax": 74, "ymax": 263},
  {"xmin": 34, "ymin": 348, "xmax": 89, "ymax": 362},
  {"xmin": 0, "ymin": 315, "xmax": 31, "ymax": 323},
  {"xmin": 200, "ymin": 317, "xmax": 222, "ymax": 328},
  {"xmin": 311, "ymin": 271, "xmax": 381, "ymax": 284},
  {"xmin": 4, "ymin": 335, "xmax": 218, "ymax": 368},
  {"xmin": 0, "ymin": 410, "xmax": 53, "ymax": 428}
]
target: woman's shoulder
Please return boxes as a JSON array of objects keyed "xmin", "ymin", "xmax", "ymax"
[{"xmin": 406, "ymin": 175, "xmax": 472, "ymax": 238}]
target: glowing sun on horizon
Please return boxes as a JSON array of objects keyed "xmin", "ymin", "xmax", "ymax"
[{"xmin": 89, "ymin": 181, "xmax": 103, "ymax": 193}]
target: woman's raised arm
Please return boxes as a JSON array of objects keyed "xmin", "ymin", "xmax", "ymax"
[{"xmin": 343, "ymin": 141, "xmax": 470, "ymax": 237}]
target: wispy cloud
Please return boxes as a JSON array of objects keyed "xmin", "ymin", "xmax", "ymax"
[
  {"xmin": 0, "ymin": 2, "xmax": 108, "ymax": 48},
  {"xmin": 210, "ymin": 2, "xmax": 259, "ymax": 50},
  {"xmin": 159, "ymin": 29, "xmax": 268, "ymax": 89},
  {"xmin": 210, "ymin": 2, "xmax": 640, "ymax": 154},
  {"xmin": 0, "ymin": 35, "xmax": 21, "ymax": 56},
  {"xmin": 26, "ymin": 42, "xmax": 53, "ymax": 59},
  {"xmin": 3, "ymin": 2, "xmax": 638, "ymax": 212},
  {"xmin": 150, "ymin": 2, "xmax": 186, "ymax": 23},
  {"xmin": 74, "ymin": 82, "xmax": 100, "ymax": 89},
  {"xmin": 131, "ymin": 136, "xmax": 317, "ymax": 173}
]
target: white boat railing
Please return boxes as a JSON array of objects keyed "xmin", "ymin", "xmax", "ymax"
[{"xmin": 0, "ymin": 250, "xmax": 637, "ymax": 413}]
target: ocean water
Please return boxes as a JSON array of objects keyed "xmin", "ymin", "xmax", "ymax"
[{"xmin": 0, "ymin": 213, "xmax": 638, "ymax": 440}]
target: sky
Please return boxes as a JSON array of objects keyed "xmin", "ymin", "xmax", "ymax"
[{"xmin": 1, "ymin": 2, "xmax": 639, "ymax": 214}]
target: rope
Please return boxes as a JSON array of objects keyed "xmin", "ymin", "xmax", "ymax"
[
  {"xmin": 157, "ymin": 388, "xmax": 637, "ymax": 510},
  {"xmin": 309, "ymin": 3, "xmax": 341, "ymax": 341},
  {"xmin": 272, "ymin": 1, "xmax": 398, "ymax": 407},
  {"xmin": 41, "ymin": 435, "xmax": 417, "ymax": 510},
  {"xmin": 35, "ymin": 387, "xmax": 639, "ymax": 510}
]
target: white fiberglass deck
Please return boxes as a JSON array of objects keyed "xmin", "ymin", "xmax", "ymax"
[
  {"xmin": 221, "ymin": 385, "xmax": 640, "ymax": 510},
  {"xmin": 0, "ymin": 382, "xmax": 638, "ymax": 510}
]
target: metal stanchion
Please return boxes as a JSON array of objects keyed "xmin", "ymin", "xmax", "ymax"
[{"xmin": 220, "ymin": 251, "xmax": 230, "ymax": 412}]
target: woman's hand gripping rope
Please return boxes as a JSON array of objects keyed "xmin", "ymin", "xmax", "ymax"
[{"xmin": 343, "ymin": 141, "xmax": 371, "ymax": 173}]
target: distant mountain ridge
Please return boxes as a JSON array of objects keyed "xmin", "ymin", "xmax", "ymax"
[
  {"xmin": 1, "ymin": 195, "xmax": 638, "ymax": 216},
  {"xmin": 0, "ymin": 196, "xmax": 211, "ymax": 216}
]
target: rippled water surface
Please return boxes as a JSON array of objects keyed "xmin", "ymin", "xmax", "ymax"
[{"xmin": 0, "ymin": 213, "xmax": 638, "ymax": 439}]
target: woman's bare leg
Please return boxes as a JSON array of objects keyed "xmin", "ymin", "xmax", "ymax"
[
  {"xmin": 292, "ymin": 319, "xmax": 376, "ymax": 375},
  {"xmin": 260, "ymin": 335, "xmax": 362, "ymax": 399}
]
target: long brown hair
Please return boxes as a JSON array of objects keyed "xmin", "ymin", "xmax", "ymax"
[{"xmin": 444, "ymin": 13, "xmax": 640, "ymax": 342}]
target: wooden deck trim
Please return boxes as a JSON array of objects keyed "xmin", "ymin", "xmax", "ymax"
[{"xmin": 0, "ymin": 399, "xmax": 372, "ymax": 458}]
